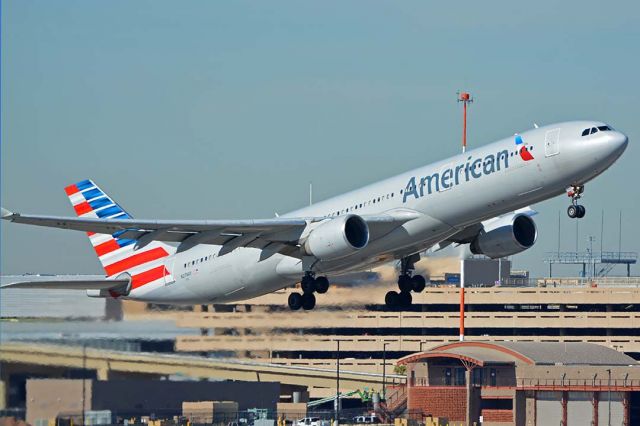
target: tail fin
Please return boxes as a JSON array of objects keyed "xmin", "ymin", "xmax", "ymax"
[{"xmin": 64, "ymin": 179, "xmax": 175, "ymax": 292}]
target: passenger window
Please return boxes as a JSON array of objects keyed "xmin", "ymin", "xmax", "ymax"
[
  {"xmin": 582, "ymin": 129, "xmax": 590, "ymax": 136},
  {"xmin": 590, "ymin": 127, "xmax": 598, "ymax": 134}
]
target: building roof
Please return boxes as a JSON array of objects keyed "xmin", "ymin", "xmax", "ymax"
[{"xmin": 397, "ymin": 341, "xmax": 638, "ymax": 367}]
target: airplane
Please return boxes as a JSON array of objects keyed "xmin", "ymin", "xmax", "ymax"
[{"xmin": 2, "ymin": 121, "xmax": 628, "ymax": 310}]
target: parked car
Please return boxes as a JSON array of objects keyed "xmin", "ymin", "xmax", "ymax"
[
  {"xmin": 352, "ymin": 415, "xmax": 379, "ymax": 424},
  {"xmin": 295, "ymin": 417, "xmax": 321, "ymax": 426}
]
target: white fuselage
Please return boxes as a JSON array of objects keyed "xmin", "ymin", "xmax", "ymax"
[{"xmin": 129, "ymin": 121, "xmax": 628, "ymax": 304}]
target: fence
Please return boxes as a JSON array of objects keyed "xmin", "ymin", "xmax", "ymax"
[{"xmin": 52, "ymin": 408, "xmax": 395, "ymax": 426}]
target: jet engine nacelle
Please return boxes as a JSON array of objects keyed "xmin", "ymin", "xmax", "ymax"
[
  {"xmin": 470, "ymin": 213, "xmax": 537, "ymax": 259},
  {"xmin": 303, "ymin": 214, "xmax": 369, "ymax": 260}
]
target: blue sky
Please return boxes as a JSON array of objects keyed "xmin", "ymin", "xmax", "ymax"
[{"xmin": 2, "ymin": 0, "xmax": 639, "ymax": 277}]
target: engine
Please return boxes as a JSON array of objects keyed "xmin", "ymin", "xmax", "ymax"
[
  {"xmin": 303, "ymin": 214, "xmax": 369, "ymax": 260},
  {"xmin": 470, "ymin": 213, "xmax": 537, "ymax": 259}
]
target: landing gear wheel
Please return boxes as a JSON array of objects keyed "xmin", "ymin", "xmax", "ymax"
[
  {"xmin": 398, "ymin": 274, "xmax": 412, "ymax": 293},
  {"xmin": 315, "ymin": 276, "xmax": 329, "ymax": 294},
  {"xmin": 288, "ymin": 293, "xmax": 303, "ymax": 311},
  {"xmin": 567, "ymin": 185, "xmax": 586, "ymax": 219},
  {"xmin": 302, "ymin": 293, "xmax": 316, "ymax": 310},
  {"xmin": 301, "ymin": 275, "xmax": 316, "ymax": 294},
  {"xmin": 411, "ymin": 275, "xmax": 426, "ymax": 292},
  {"xmin": 385, "ymin": 291, "xmax": 400, "ymax": 308},
  {"xmin": 398, "ymin": 290, "xmax": 413, "ymax": 307}
]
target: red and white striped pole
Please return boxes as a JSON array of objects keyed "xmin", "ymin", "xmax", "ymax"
[
  {"xmin": 457, "ymin": 91, "xmax": 472, "ymax": 342},
  {"xmin": 457, "ymin": 92, "xmax": 473, "ymax": 154},
  {"xmin": 460, "ymin": 259, "xmax": 465, "ymax": 341}
]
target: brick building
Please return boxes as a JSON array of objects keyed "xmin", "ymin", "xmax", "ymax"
[{"xmin": 396, "ymin": 341, "xmax": 640, "ymax": 425}]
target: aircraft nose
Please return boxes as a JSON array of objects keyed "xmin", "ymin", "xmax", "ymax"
[
  {"xmin": 601, "ymin": 131, "xmax": 629, "ymax": 161},
  {"xmin": 609, "ymin": 131, "xmax": 629, "ymax": 156}
]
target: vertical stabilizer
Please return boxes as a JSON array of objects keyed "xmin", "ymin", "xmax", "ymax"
[{"xmin": 64, "ymin": 179, "xmax": 175, "ymax": 294}]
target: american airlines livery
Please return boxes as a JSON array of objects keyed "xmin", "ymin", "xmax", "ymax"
[{"xmin": 2, "ymin": 121, "xmax": 628, "ymax": 310}]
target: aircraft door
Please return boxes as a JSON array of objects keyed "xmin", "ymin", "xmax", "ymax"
[
  {"xmin": 164, "ymin": 254, "xmax": 176, "ymax": 286},
  {"xmin": 544, "ymin": 128, "xmax": 560, "ymax": 157}
]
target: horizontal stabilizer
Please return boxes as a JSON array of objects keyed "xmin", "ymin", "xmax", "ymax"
[{"xmin": 1, "ymin": 275, "xmax": 129, "ymax": 290}]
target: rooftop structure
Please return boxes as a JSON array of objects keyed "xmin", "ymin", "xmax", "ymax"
[
  {"xmin": 545, "ymin": 251, "xmax": 637, "ymax": 277},
  {"xmin": 396, "ymin": 341, "xmax": 640, "ymax": 425}
]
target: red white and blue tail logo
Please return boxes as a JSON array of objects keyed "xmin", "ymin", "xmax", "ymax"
[{"xmin": 64, "ymin": 179, "xmax": 175, "ymax": 294}]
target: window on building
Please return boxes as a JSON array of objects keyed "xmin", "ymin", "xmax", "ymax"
[
  {"xmin": 472, "ymin": 368, "xmax": 484, "ymax": 386},
  {"xmin": 444, "ymin": 368, "xmax": 452, "ymax": 386},
  {"xmin": 455, "ymin": 368, "xmax": 465, "ymax": 386}
]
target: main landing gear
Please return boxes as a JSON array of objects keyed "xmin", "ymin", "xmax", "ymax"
[
  {"xmin": 288, "ymin": 273, "xmax": 330, "ymax": 311},
  {"xmin": 567, "ymin": 185, "xmax": 586, "ymax": 219},
  {"xmin": 385, "ymin": 254, "xmax": 427, "ymax": 309}
]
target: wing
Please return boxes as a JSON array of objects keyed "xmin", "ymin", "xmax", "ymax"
[
  {"xmin": 2, "ymin": 207, "xmax": 421, "ymax": 255},
  {"xmin": 1, "ymin": 275, "xmax": 129, "ymax": 290}
]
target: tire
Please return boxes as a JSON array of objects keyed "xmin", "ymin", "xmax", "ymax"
[
  {"xmin": 399, "ymin": 290, "xmax": 413, "ymax": 307},
  {"xmin": 411, "ymin": 275, "xmax": 426, "ymax": 292},
  {"xmin": 567, "ymin": 205, "xmax": 578, "ymax": 218},
  {"xmin": 301, "ymin": 275, "xmax": 316, "ymax": 294},
  {"xmin": 302, "ymin": 293, "xmax": 316, "ymax": 310},
  {"xmin": 315, "ymin": 276, "xmax": 329, "ymax": 294},
  {"xmin": 398, "ymin": 274, "xmax": 412, "ymax": 292},
  {"xmin": 385, "ymin": 291, "xmax": 400, "ymax": 308},
  {"xmin": 288, "ymin": 293, "xmax": 303, "ymax": 310},
  {"xmin": 577, "ymin": 205, "xmax": 586, "ymax": 218}
]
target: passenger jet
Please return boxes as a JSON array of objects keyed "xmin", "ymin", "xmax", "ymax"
[{"xmin": 2, "ymin": 121, "xmax": 628, "ymax": 310}]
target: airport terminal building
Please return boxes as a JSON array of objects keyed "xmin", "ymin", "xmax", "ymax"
[{"xmin": 397, "ymin": 341, "xmax": 640, "ymax": 425}]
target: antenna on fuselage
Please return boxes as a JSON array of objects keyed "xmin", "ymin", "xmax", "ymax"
[
  {"xmin": 309, "ymin": 181, "xmax": 313, "ymax": 206},
  {"xmin": 457, "ymin": 91, "xmax": 473, "ymax": 153}
]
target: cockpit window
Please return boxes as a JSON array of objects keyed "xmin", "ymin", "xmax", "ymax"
[{"xmin": 582, "ymin": 125, "xmax": 613, "ymax": 136}]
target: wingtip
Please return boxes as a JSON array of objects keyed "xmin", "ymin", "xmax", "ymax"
[{"xmin": 1, "ymin": 207, "xmax": 14, "ymax": 219}]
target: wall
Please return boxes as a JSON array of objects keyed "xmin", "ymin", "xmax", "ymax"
[
  {"xmin": 481, "ymin": 408, "xmax": 512, "ymax": 423},
  {"xmin": 26, "ymin": 379, "xmax": 92, "ymax": 426},
  {"xmin": 92, "ymin": 380, "xmax": 281, "ymax": 414},
  {"xmin": 407, "ymin": 387, "xmax": 466, "ymax": 421}
]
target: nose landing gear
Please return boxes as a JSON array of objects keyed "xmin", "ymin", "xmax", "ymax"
[
  {"xmin": 567, "ymin": 185, "xmax": 586, "ymax": 219},
  {"xmin": 385, "ymin": 254, "xmax": 427, "ymax": 309},
  {"xmin": 288, "ymin": 273, "xmax": 329, "ymax": 311}
]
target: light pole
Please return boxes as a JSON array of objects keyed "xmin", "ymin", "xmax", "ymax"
[
  {"xmin": 588, "ymin": 236, "xmax": 596, "ymax": 279},
  {"xmin": 82, "ymin": 343, "xmax": 86, "ymax": 426},
  {"xmin": 606, "ymin": 368, "xmax": 611, "ymax": 426},
  {"xmin": 382, "ymin": 342, "xmax": 389, "ymax": 401},
  {"xmin": 335, "ymin": 339, "xmax": 349, "ymax": 425},
  {"xmin": 336, "ymin": 340, "xmax": 340, "ymax": 424}
]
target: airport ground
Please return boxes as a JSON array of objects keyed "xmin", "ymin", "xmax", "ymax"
[{"xmin": 2, "ymin": 258, "xmax": 640, "ymax": 425}]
